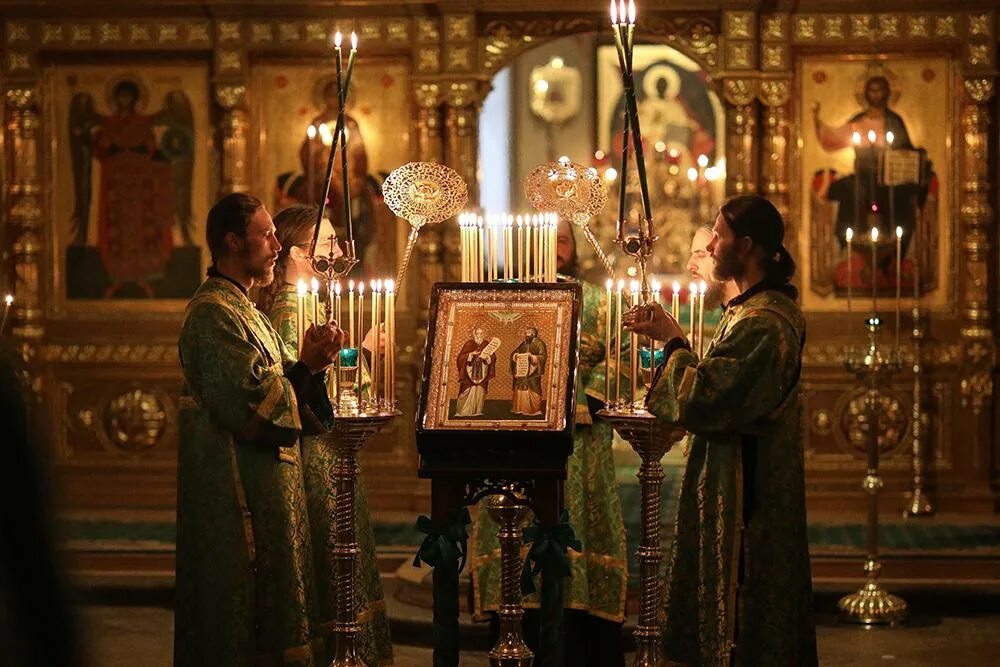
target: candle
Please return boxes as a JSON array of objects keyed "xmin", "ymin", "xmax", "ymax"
[
  {"xmin": 551, "ymin": 215, "xmax": 558, "ymax": 280},
  {"xmin": 886, "ymin": 131, "xmax": 896, "ymax": 229},
  {"xmin": 333, "ymin": 280, "xmax": 342, "ymax": 404},
  {"xmin": 505, "ymin": 216, "xmax": 513, "ymax": 281},
  {"xmin": 630, "ymin": 280, "xmax": 640, "ymax": 405},
  {"xmin": 671, "ymin": 281, "xmax": 680, "ymax": 320},
  {"xmin": 310, "ymin": 277, "xmax": 320, "ymax": 326},
  {"xmin": 348, "ymin": 279, "xmax": 355, "ymax": 349},
  {"xmin": 2, "ymin": 294, "xmax": 13, "ymax": 334},
  {"xmin": 870, "ymin": 227, "xmax": 879, "ymax": 321},
  {"xmin": 615, "ymin": 279, "xmax": 624, "ymax": 404},
  {"xmin": 895, "ymin": 225, "xmax": 902, "ymax": 355},
  {"xmin": 867, "ymin": 130, "xmax": 877, "ymax": 217},
  {"xmin": 605, "ymin": 279, "xmax": 613, "ymax": 405},
  {"xmin": 459, "ymin": 215, "xmax": 467, "ymax": 281},
  {"xmin": 385, "ymin": 280, "xmax": 396, "ymax": 405},
  {"xmin": 852, "ymin": 131, "xmax": 862, "ymax": 231},
  {"xmin": 334, "ymin": 280, "xmax": 342, "ymax": 330},
  {"xmin": 476, "ymin": 216, "xmax": 484, "ymax": 282},
  {"xmin": 697, "ymin": 280, "xmax": 707, "ymax": 357},
  {"xmin": 296, "ymin": 279, "xmax": 308, "ymax": 351},
  {"xmin": 651, "ymin": 279, "xmax": 661, "ymax": 305},
  {"xmin": 306, "ymin": 124, "xmax": 316, "ymax": 203},
  {"xmin": 371, "ymin": 280, "xmax": 381, "ymax": 406},
  {"xmin": 517, "ymin": 215, "xmax": 525, "ymax": 282},
  {"xmin": 846, "ymin": 227, "xmax": 854, "ymax": 319},
  {"xmin": 357, "ymin": 281, "xmax": 365, "ymax": 361},
  {"xmin": 688, "ymin": 281, "xmax": 697, "ymax": 347}
]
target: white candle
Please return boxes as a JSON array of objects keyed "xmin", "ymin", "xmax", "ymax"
[
  {"xmin": 517, "ymin": 215, "xmax": 525, "ymax": 281},
  {"xmin": 605, "ymin": 278, "xmax": 613, "ymax": 405},
  {"xmin": 371, "ymin": 280, "xmax": 381, "ymax": 405},
  {"xmin": 348, "ymin": 280, "xmax": 355, "ymax": 349},
  {"xmin": 615, "ymin": 279, "xmax": 625, "ymax": 404},
  {"xmin": 630, "ymin": 280, "xmax": 640, "ymax": 405},
  {"xmin": 870, "ymin": 227, "xmax": 879, "ymax": 320},
  {"xmin": 671, "ymin": 281, "xmax": 680, "ymax": 320},
  {"xmin": 296, "ymin": 279, "xmax": 308, "ymax": 351},
  {"xmin": 385, "ymin": 280, "xmax": 396, "ymax": 405},
  {"xmin": 688, "ymin": 281, "xmax": 697, "ymax": 347},
  {"xmin": 895, "ymin": 225, "xmax": 902, "ymax": 354},
  {"xmin": 846, "ymin": 227, "xmax": 854, "ymax": 319},
  {"xmin": 357, "ymin": 281, "xmax": 365, "ymax": 359},
  {"xmin": 310, "ymin": 277, "xmax": 320, "ymax": 325},
  {"xmin": 697, "ymin": 280, "xmax": 707, "ymax": 357}
]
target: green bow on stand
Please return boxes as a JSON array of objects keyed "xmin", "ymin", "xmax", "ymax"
[
  {"xmin": 520, "ymin": 509, "xmax": 582, "ymax": 595},
  {"xmin": 412, "ymin": 507, "xmax": 472, "ymax": 572}
]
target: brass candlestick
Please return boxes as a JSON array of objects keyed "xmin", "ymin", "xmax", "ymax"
[
  {"xmin": 597, "ymin": 409, "xmax": 684, "ymax": 667},
  {"xmin": 324, "ymin": 410, "xmax": 400, "ymax": 666},
  {"xmin": 382, "ymin": 161, "xmax": 469, "ymax": 289},
  {"xmin": 486, "ymin": 492, "xmax": 533, "ymax": 667},
  {"xmin": 904, "ymin": 307, "xmax": 934, "ymax": 517},
  {"xmin": 523, "ymin": 157, "xmax": 613, "ymax": 277},
  {"xmin": 839, "ymin": 318, "xmax": 907, "ymax": 625}
]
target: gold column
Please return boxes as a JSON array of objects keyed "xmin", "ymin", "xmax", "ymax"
[
  {"xmin": 215, "ymin": 84, "xmax": 250, "ymax": 195},
  {"xmin": 4, "ymin": 87, "xmax": 44, "ymax": 340},
  {"xmin": 722, "ymin": 79, "xmax": 758, "ymax": 196},
  {"xmin": 413, "ymin": 82, "xmax": 445, "ymax": 326},
  {"xmin": 443, "ymin": 80, "xmax": 484, "ymax": 282},
  {"xmin": 758, "ymin": 79, "xmax": 792, "ymax": 252}
]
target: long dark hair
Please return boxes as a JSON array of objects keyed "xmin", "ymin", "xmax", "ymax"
[
  {"xmin": 719, "ymin": 195, "xmax": 798, "ymax": 299},
  {"xmin": 254, "ymin": 204, "xmax": 319, "ymax": 314}
]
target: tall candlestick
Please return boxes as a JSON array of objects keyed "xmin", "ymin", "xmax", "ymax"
[
  {"xmin": 386, "ymin": 280, "xmax": 396, "ymax": 405},
  {"xmin": 357, "ymin": 282, "xmax": 365, "ymax": 361},
  {"xmin": 371, "ymin": 281, "xmax": 381, "ymax": 406},
  {"xmin": 517, "ymin": 216, "xmax": 525, "ymax": 282},
  {"xmin": 671, "ymin": 281, "xmax": 680, "ymax": 320},
  {"xmin": 306, "ymin": 124, "xmax": 316, "ymax": 203},
  {"xmin": 505, "ymin": 216, "xmax": 513, "ymax": 281},
  {"xmin": 870, "ymin": 227, "xmax": 879, "ymax": 321},
  {"xmin": 605, "ymin": 279, "xmax": 613, "ymax": 405},
  {"xmin": 348, "ymin": 280, "xmax": 355, "ymax": 349},
  {"xmin": 334, "ymin": 32, "xmax": 354, "ymax": 243},
  {"xmin": 476, "ymin": 216, "xmax": 484, "ymax": 282},
  {"xmin": 894, "ymin": 226, "xmax": 902, "ymax": 355},
  {"xmin": 460, "ymin": 215, "xmax": 468, "ymax": 281},
  {"xmin": 688, "ymin": 281, "xmax": 697, "ymax": 348},
  {"xmin": 550, "ymin": 216, "xmax": 558, "ymax": 280},
  {"xmin": 630, "ymin": 281, "xmax": 640, "ymax": 405},
  {"xmin": 1, "ymin": 294, "xmax": 12, "ymax": 335},
  {"xmin": 846, "ymin": 227, "xmax": 854, "ymax": 319},
  {"xmin": 852, "ymin": 131, "xmax": 862, "ymax": 232},
  {"xmin": 615, "ymin": 279, "xmax": 624, "ymax": 404},
  {"xmin": 697, "ymin": 280, "xmax": 707, "ymax": 357},
  {"xmin": 297, "ymin": 279, "xmax": 308, "ymax": 351}
]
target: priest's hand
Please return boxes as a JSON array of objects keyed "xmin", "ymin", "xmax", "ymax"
[
  {"xmin": 625, "ymin": 302, "xmax": 684, "ymax": 342},
  {"xmin": 300, "ymin": 323, "xmax": 345, "ymax": 373}
]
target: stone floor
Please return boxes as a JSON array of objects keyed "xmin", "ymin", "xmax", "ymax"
[{"xmin": 78, "ymin": 588, "xmax": 1000, "ymax": 666}]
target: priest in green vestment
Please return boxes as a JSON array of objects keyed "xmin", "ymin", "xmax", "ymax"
[
  {"xmin": 175, "ymin": 193, "xmax": 345, "ymax": 667},
  {"xmin": 471, "ymin": 219, "xmax": 629, "ymax": 666},
  {"xmin": 255, "ymin": 204, "xmax": 393, "ymax": 665},
  {"xmin": 630, "ymin": 195, "xmax": 817, "ymax": 667}
]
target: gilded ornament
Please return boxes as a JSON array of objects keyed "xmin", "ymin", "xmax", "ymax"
[
  {"xmin": 850, "ymin": 15, "xmax": 874, "ymax": 39},
  {"xmin": 100, "ymin": 23, "xmax": 122, "ymax": 43},
  {"xmin": 794, "ymin": 16, "xmax": 817, "ymax": 41},
  {"xmin": 100, "ymin": 389, "xmax": 170, "ymax": 454},
  {"xmin": 7, "ymin": 23, "xmax": 30, "ymax": 42},
  {"xmin": 7, "ymin": 53, "xmax": 30, "ymax": 73},
  {"xmin": 759, "ymin": 80, "xmax": 790, "ymax": 107},
  {"xmin": 215, "ymin": 84, "xmax": 246, "ymax": 110},
  {"xmin": 725, "ymin": 12, "xmax": 753, "ymax": 39},
  {"xmin": 935, "ymin": 16, "xmax": 957, "ymax": 37},
  {"xmin": 447, "ymin": 46, "xmax": 472, "ymax": 71},
  {"xmin": 907, "ymin": 16, "xmax": 930, "ymax": 38},
  {"xmin": 187, "ymin": 23, "xmax": 210, "ymax": 43},
  {"xmin": 415, "ymin": 82, "xmax": 441, "ymax": 109},
  {"xmin": 129, "ymin": 24, "xmax": 151, "ymax": 42},
  {"xmin": 446, "ymin": 81, "xmax": 475, "ymax": 107},
  {"xmin": 418, "ymin": 48, "xmax": 440, "ymax": 73},
  {"xmin": 964, "ymin": 341, "xmax": 994, "ymax": 366},
  {"xmin": 963, "ymin": 77, "xmax": 995, "ymax": 102},
  {"xmin": 878, "ymin": 15, "xmax": 900, "ymax": 39},
  {"xmin": 43, "ymin": 24, "xmax": 64, "ymax": 44},
  {"xmin": 723, "ymin": 78, "xmax": 755, "ymax": 106},
  {"xmin": 417, "ymin": 18, "xmax": 440, "ymax": 43},
  {"xmin": 967, "ymin": 13, "xmax": 992, "ymax": 37},
  {"xmin": 762, "ymin": 45, "xmax": 785, "ymax": 71},
  {"xmin": 305, "ymin": 23, "xmax": 326, "ymax": 42},
  {"xmin": 158, "ymin": 24, "xmax": 180, "ymax": 43},
  {"xmin": 218, "ymin": 21, "xmax": 241, "ymax": 42},
  {"xmin": 968, "ymin": 45, "xmax": 991, "ymax": 68},
  {"xmin": 823, "ymin": 15, "xmax": 845, "ymax": 39},
  {"xmin": 218, "ymin": 51, "xmax": 242, "ymax": 73},
  {"xmin": 71, "ymin": 24, "xmax": 94, "ymax": 43},
  {"xmin": 386, "ymin": 20, "xmax": 409, "ymax": 42},
  {"xmin": 727, "ymin": 42, "xmax": 751, "ymax": 69},
  {"xmin": 278, "ymin": 22, "xmax": 300, "ymax": 42},
  {"xmin": 762, "ymin": 15, "xmax": 785, "ymax": 40},
  {"xmin": 839, "ymin": 389, "xmax": 907, "ymax": 457},
  {"xmin": 446, "ymin": 15, "xmax": 473, "ymax": 41},
  {"xmin": 359, "ymin": 21, "xmax": 381, "ymax": 41},
  {"xmin": 810, "ymin": 409, "xmax": 833, "ymax": 436},
  {"xmin": 960, "ymin": 371, "xmax": 993, "ymax": 414},
  {"xmin": 251, "ymin": 23, "xmax": 273, "ymax": 43},
  {"xmin": 41, "ymin": 344, "xmax": 177, "ymax": 363}
]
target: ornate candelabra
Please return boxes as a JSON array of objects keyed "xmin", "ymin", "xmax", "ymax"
[
  {"xmin": 485, "ymin": 492, "xmax": 534, "ymax": 667},
  {"xmin": 839, "ymin": 317, "xmax": 907, "ymax": 626},
  {"xmin": 382, "ymin": 161, "xmax": 469, "ymax": 288},
  {"xmin": 904, "ymin": 278, "xmax": 935, "ymax": 517},
  {"xmin": 523, "ymin": 157, "xmax": 613, "ymax": 277},
  {"xmin": 597, "ymin": 409, "xmax": 684, "ymax": 666}
]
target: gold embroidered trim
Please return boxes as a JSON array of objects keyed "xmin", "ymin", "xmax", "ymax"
[{"xmin": 228, "ymin": 441, "xmax": 255, "ymax": 565}]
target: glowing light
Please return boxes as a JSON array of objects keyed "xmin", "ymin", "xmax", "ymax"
[
  {"xmin": 867, "ymin": 129, "xmax": 877, "ymax": 144},
  {"xmin": 687, "ymin": 167, "xmax": 698, "ymax": 182},
  {"xmin": 697, "ymin": 154, "xmax": 709, "ymax": 168},
  {"xmin": 654, "ymin": 140, "xmax": 666, "ymax": 153},
  {"xmin": 306, "ymin": 124, "xmax": 316, "ymax": 139},
  {"xmin": 550, "ymin": 56, "xmax": 564, "ymax": 69},
  {"xmin": 886, "ymin": 131, "xmax": 894, "ymax": 146},
  {"xmin": 870, "ymin": 227, "xmax": 879, "ymax": 243},
  {"xmin": 334, "ymin": 31, "xmax": 342, "ymax": 48},
  {"xmin": 595, "ymin": 150, "xmax": 606, "ymax": 160},
  {"xmin": 534, "ymin": 79, "xmax": 550, "ymax": 94},
  {"xmin": 846, "ymin": 227, "xmax": 854, "ymax": 242},
  {"xmin": 852, "ymin": 131, "xmax": 862, "ymax": 145},
  {"xmin": 896, "ymin": 226, "xmax": 903, "ymax": 239},
  {"xmin": 604, "ymin": 167, "xmax": 618, "ymax": 182}
]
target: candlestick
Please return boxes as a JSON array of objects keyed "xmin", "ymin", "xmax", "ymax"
[
  {"xmin": 371, "ymin": 281, "xmax": 381, "ymax": 407},
  {"xmin": 870, "ymin": 227, "xmax": 879, "ymax": 320},
  {"xmin": 852, "ymin": 132, "xmax": 862, "ymax": 232},
  {"xmin": 517, "ymin": 216, "xmax": 525, "ymax": 282},
  {"xmin": 306, "ymin": 124, "xmax": 316, "ymax": 203},
  {"xmin": 630, "ymin": 280, "xmax": 640, "ymax": 406},
  {"xmin": 697, "ymin": 280, "xmax": 706, "ymax": 357},
  {"xmin": 688, "ymin": 281, "xmax": 696, "ymax": 348},
  {"xmin": 615, "ymin": 279, "xmax": 625, "ymax": 405},
  {"xmin": 476, "ymin": 216, "xmax": 484, "ymax": 282},
  {"xmin": 348, "ymin": 280, "xmax": 355, "ymax": 349},
  {"xmin": 505, "ymin": 216, "xmax": 513, "ymax": 281},
  {"xmin": 894, "ymin": 226, "xmax": 902, "ymax": 356},
  {"xmin": 386, "ymin": 280, "xmax": 396, "ymax": 405},
  {"xmin": 671, "ymin": 281, "xmax": 680, "ymax": 320},
  {"xmin": 605, "ymin": 279, "xmax": 613, "ymax": 405},
  {"xmin": 297, "ymin": 279, "xmax": 308, "ymax": 351},
  {"xmin": 460, "ymin": 215, "xmax": 468, "ymax": 281},
  {"xmin": 0, "ymin": 293, "xmax": 12, "ymax": 334},
  {"xmin": 846, "ymin": 227, "xmax": 854, "ymax": 320},
  {"xmin": 357, "ymin": 282, "xmax": 365, "ymax": 364}
]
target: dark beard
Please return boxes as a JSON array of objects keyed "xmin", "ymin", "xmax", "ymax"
[{"xmin": 712, "ymin": 247, "xmax": 743, "ymax": 282}]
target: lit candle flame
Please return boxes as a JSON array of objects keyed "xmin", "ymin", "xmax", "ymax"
[
  {"xmin": 358, "ymin": 281, "xmax": 365, "ymax": 296},
  {"xmin": 896, "ymin": 225, "xmax": 903, "ymax": 239},
  {"xmin": 687, "ymin": 167, "xmax": 698, "ymax": 182},
  {"xmin": 870, "ymin": 227, "xmax": 879, "ymax": 243},
  {"xmin": 334, "ymin": 31, "xmax": 342, "ymax": 48},
  {"xmin": 606, "ymin": 278, "xmax": 614, "ymax": 290},
  {"xmin": 619, "ymin": 1, "xmax": 627, "ymax": 25},
  {"xmin": 846, "ymin": 227, "xmax": 854, "ymax": 242},
  {"xmin": 310, "ymin": 277, "xmax": 320, "ymax": 294},
  {"xmin": 334, "ymin": 281, "xmax": 341, "ymax": 296},
  {"xmin": 610, "ymin": 0, "xmax": 618, "ymax": 24},
  {"xmin": 348, "ymin": 279, "xmax": 355, "ymax": 292},
  {"xmin": 852, "ymin": 131, "xmax": 861, "ymax": 145},
  {"xmin": 697, "ymin": 154, "xmax": 709, "ymax": 168},
  {"xmin": 3, "ymin": 294, "xmax": 12, "ymax": 306},
  {"xmin": 886, "ymin": 131, "xmax": 894, "ymax": 146},
  {"xmin": 867, "ymin": 129, "xmax": 877, "ymax": 144},
  {"xmin": 698, "ymin": 280, "xmax": 707, "ymax": 295},
  {"xmin": 307, "ymin": 124, "xmax": 316, "ymax": 139},
  {"xmin": 628, "ymin": 0, "xmax": 636, "ymax": 24},
  {"xmin": 297, "ymin": 279, "xmax": 308, "ymax": 296},
  {"xmin": 351, "ymin": 31, "xmax": 358, "ymax": 50},
  {"xmin": 385, "ymin": 279, "xmax": 395, "ymax": 294},
  {"xmin": 617, "ymin": 279, "xmax": 626, "ymax": 293},
  {"xmin": 672, "ymin": 281, "xmax": 680, "ymax": 294},
  {"xmin": 688, "ymin": 281, "xmax": 697, "ymax": 295}
]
